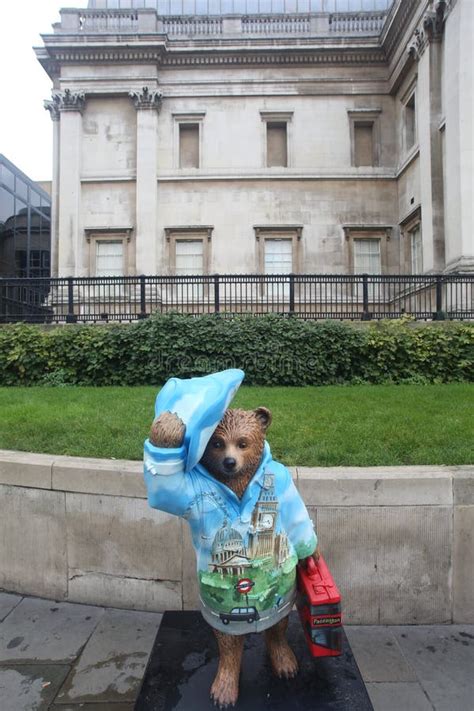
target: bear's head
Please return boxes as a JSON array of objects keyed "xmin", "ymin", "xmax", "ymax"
[{"xmin": 201, "ymin": 407, "xmax": 272, "ymax": 486}]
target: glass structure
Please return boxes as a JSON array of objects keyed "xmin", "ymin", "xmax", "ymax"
[
  {"xmin": 0, "ymin": 155, "xmax": 51, "ymax": 279},
  {"xmin": 87, "ymin": 0, "xmax": 394, "ymax": 13}
]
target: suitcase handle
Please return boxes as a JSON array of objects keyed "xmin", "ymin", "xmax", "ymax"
[{"xmin": 305, "ymin": 556, "xmax": 318, "ymax": 576}]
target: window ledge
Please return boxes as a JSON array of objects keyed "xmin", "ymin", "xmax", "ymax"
[
  {"xmin": 396, "ymin": 145, "xmax": 420, "ymax": 178},
  {"xmin": 157, "ymin": 167, "xmax": 397, "ymax": 181}
]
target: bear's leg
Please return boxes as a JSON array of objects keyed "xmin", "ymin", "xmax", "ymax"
[
  {"xmin": 210, "ymin": 629, "xmax": 244, "ymax": 708},
  {"xmin": 264, "ymin": 615, "xmax": 299, "ymax": 679}
]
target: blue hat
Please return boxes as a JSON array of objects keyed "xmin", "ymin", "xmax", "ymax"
[{"xmin": 154, "ymin": 369, "xmax": 245, "ymax": 472}]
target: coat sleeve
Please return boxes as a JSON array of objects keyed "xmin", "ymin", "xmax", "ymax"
[
  {"xmin": 278, "ymin": 468, "xmax": 317, "ymax": 560},
  {"xmin": 143, "ymin": 438, "xmax": 193, "ymax": 517}
]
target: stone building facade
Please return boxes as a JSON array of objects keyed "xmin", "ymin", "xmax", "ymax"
[{"xmin": 36, "ymin": 0, "xmax": 473, "ymax": 280}]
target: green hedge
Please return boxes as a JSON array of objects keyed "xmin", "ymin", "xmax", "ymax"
[{"xmin": 0, "ymin": 315, "xmax": 472, "ymax": 386}]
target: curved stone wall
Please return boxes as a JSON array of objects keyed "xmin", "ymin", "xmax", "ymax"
[{"xmin": 0, "ymin": 450, "xmax": 472, "ymax": 623}]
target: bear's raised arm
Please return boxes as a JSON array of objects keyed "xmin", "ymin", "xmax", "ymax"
[{"xmin": 144, "ymin": 412, "xmax": 193, "ymax": 517}]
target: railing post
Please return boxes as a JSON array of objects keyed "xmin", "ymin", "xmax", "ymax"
[
  {"xmin": 214, "ymin": 274, "xmax": 220, "ymax": 313},
  {"xmin": 289, "ymin": 273, "xmax": 295, "ymax": 315},
  {"xmin": 361, "ymin": 274, "xmax": 371, "ymax": 321},
  {"xmin": 138, "ymin": 275, "xmax": 147, "ymax": 319},
  {"xmin": 65, "ymin": 277, "xmax": 77, "ymax": 323},
  {"xmin": 434, "ymin": 275, "xmax": 445, "ymax": 320}
]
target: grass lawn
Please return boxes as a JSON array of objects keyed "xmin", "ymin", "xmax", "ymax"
[{"xmin": 0, "ymin": 383, "xmax": 472, "ymax": 466}]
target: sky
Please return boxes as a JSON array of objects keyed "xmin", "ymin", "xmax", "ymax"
[{"xmin": 0, "ymin": 1, "xmax": 88, "ymax": 182}]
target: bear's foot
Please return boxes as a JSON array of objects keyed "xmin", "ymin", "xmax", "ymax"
[
  {"xmin": 267, "ymin": 638, "xmax": 299, "ymax": 679},
  {"xmin": 210, "ymin": 669, "xmax": 240, "ymax": 708},
  {"xmin": 265, "ymin": 615, "xmax": 299, "ymax": 679},
  {"xmin": 211, "ymin": 629, "xmax": 244, "ymax": 708}
]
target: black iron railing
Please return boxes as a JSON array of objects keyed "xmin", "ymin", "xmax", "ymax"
[{"xmin": 0, "ymin": 274, "xmax": 473, "ymax": 324}]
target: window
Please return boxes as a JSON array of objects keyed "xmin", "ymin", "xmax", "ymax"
[
  {"xmin": 96, "ymin": 240, "xmax": 124, "ymax": 276},
  {"xmin": 404, "ymin": 92, "xmax": 416, "ymax": 152},
  {"xmin": 410, "ymin": 226, "xmax": 423, "ymax": 274},
  {"xmin": 343, "ymin": 226, "xmax": 391, "ymax": 300},
  {"xmin": 352, "ymin": 237, "xmax": 382, "ymax": 301},
  {"xmin": 254, "ymin": 226, "xmax": 302, "ymax": 299},
  {"xmin": 173, "ymin": 113, "xmax": 205, "ymax": 169},
  {"xmin": 266, "ymin": 123, "xmax": 287, "ymax": 168},
  {"xmin": 260, "ymin": 111, "xmax": 293, "ymax": 168},
  {"xmin": 165, "ymin": 227, "xmax": 213, "ymax": 302},
  {"xmin": 264, "ymin": 239, "xmax": 292, "ymax": 274},
  {"xmin": 0, "ymin": 155, "xmax": 51, "ymax": 278},
  {"xmin": 165, "ymin": 226, "xmax": 213, "ymax": 275},
  {"xmin": 348, "ymin": 109, "xmax": 381, "ymax": 167},
  {"xmin": 179, "ymin": 124, "xmax": 199, "ymax": 169},
  {"xmin": 175, "ymin": 239, "xmax": 204, "ymax": 275},
  {"xmin": 400, "ymin": 207, "xmax": 422, "ymax": 274},
  {"xmin": 354, "ymin": 123, "xmax": 374, "ymax": 167},
  {"xmin": 353, "ymin": 239, "xmax": 381, "ymax": 274},
  {"xmin": 85, "ymin": 229, "xmax": 133, "ymax": 277}
]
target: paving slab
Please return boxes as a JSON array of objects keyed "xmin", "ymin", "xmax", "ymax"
[
  {"xmin": 366, "ymin": 682, "xmax": 433, "ymax": 711},
  {"xmin": 0, "ymin": 663, "xmax": 70, "ymax": 711},
  {"xmin": 0, "ymin": 598, "xmax": 104, "ymax": 664},
  {"xmin": 0, "ymin": 592, "xmax": 22, "ymax": 622},
  {"xmin": 392, "ymin": 625, "xmax": 474, "ymax": 711},
  {"xmin": 345, "ymin": 626, "xmax": 417, "ymax": 682},
  {"xmin": 51, "ymin": 705, "xmax": 135, "ymax": 710},
  {"xmin": 54, "ymin": 608, "xmax": 162, "ymax": 705}
]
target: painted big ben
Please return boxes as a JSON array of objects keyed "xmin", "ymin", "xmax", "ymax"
[{"xmin": 248, "ymin": 473, "xmax": 279, "ymax": 559}]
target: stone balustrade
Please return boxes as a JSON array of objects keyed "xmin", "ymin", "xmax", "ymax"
[
  {"xmin": 162, "ymin": 15, "xmax": 223, "ymax": 35},
  {"xmin": 328, "ymin": 11, "xmax": 387, "ymax": 34},
  {"xmin": 56, "ymin": 8, "xmax": 388, "ymax": 37},
  {"xmin": 241, "ymin": 14, "xmax": 312, "ymax": 35}
]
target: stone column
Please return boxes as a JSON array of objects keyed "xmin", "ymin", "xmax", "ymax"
[
  {"xmin": 54, "ymin": 89, "xmax": 85, "ymax": 277},
  {"xmin": 129, "ymin": 87, "xmax": 162, "ymax": 275},
  {"xmin": 44, "ymin": 96, "xmax": 61, "ymax": 278},
  {"xmin": 443, "ymin": 0, "xmax": 474, "ymax": 272},
  {"xmin": 411, "ymin": 11, "xmax": 446, "ymax": 273}
]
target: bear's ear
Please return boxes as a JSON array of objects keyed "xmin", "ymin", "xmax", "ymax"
[{"xmin": 254, "ymin": 406, "xmax": 272, "ymax": 431}]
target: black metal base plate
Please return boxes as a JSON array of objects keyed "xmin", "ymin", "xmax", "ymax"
[{"xmin": 135, "ymin": 611, "xmax": 373, "ymax": 711}]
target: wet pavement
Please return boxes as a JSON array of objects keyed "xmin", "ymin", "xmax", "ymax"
[
  {"xmin": 136, "ymin": 611, "xmax": 373, "ymax": 710},
  {"xmin": 0, "ymin": 591, "xmax": 473, "ymax": 711}
]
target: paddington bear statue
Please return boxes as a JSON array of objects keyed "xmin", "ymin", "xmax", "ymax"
[{"xmin": 143, "ymin": 369, "xmax": 319, "ymax": 708}]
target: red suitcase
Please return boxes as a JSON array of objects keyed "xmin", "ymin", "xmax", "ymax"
[{"xmin": 296, "ymin": 555, "xmax": 343, "ymax": 657}]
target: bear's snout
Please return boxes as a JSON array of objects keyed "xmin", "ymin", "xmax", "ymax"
[{"xmin": 223, "ymin": 457, "xmax": 237, "ymax": 472}]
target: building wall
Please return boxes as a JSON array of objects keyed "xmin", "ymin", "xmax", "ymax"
[
  {"xmin": 156, "ymin": 179, "xmax": 398, "ymax": 275},
  {"xmin": 56, "ymin": 67, "xmax": 401, "ymax": 277},
  {"xmin": 82, "ymin": 97, "xmax": 137, "ymax": 177},
  {"xmin": 40, "ymin": 0, "xmax": 473, "ymax": 278}
]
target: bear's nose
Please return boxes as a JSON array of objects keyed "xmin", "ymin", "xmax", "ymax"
[{"xmin": 223, "ymin": 457, "xmax": 237, "ymax": 471}]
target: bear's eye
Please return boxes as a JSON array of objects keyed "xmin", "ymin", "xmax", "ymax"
[
  {"xmin": 212, "ymin": 440, "xmax": 223, "ymax": 449},
  {"xmin": 238, "ymin": 440, "xmax": 248, "ymax": 449}
]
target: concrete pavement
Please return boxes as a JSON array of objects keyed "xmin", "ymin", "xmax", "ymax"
[{"xmin": 0, "ymin": 592, "xmax": 473, "ymax": 711}]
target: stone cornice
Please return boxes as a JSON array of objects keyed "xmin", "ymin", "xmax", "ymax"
[
  {"xmin": 38, "ymin": 45, "xmax": 387, "ymax": 69},
  {"xmin": 343, "ymin": 224, "xmax": 393, "ymax": 239},
  {"xmin": 162, "ymin": 49, "xmax": 386, "ymax": 67},
  {"xmin": 381, "ymin": 0, "xmax": 420, "ymax": 62}
]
